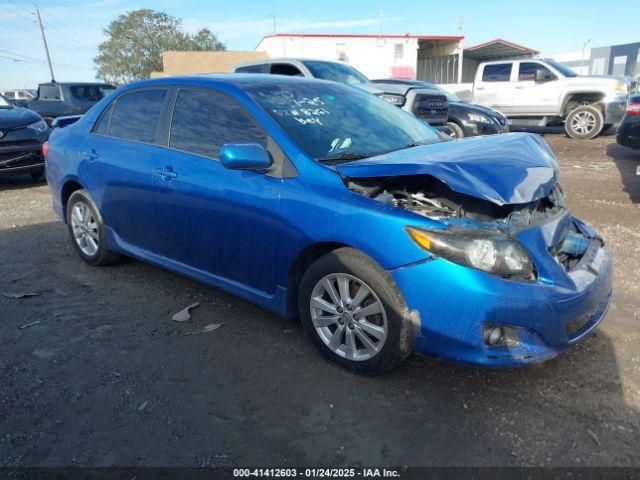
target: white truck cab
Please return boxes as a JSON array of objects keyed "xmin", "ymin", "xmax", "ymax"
[{"xmin": 472, "ymin": 59, "xmax": 630, "ymax": 139}]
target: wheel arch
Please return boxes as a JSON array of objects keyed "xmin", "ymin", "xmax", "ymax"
[
  {"xmin": 286, "ymin": 241, "xmax": 350, "ymax": 317},
  {"xmin": 561, "ymin": 91, "xmax": 606, "ymax": 116},
  {"xmin": 60, "ymin": 179, "xmax": 85, "ymax": 223}
]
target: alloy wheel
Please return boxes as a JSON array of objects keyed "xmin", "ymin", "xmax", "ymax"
[
  {"xmin": 70, "ymin": 201, "xmax": 99, "ymax": 256},
  {"xmin": 310, "ymin": 273, "xmax": 388, "ymax": 361},
  {"xmin": 570, "ymin": 111, "xmax": 597, "ymax": 135}
]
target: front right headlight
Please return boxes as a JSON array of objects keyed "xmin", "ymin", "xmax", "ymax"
[
  {"xmin": 377, "ymin": 93, "xmax": 406, "ymax": 107},
  {"xmin": 406, "ymin": 226, "xmax": 534, "ymax": 279},
  {"xmin": 27, "ymin": 119, "xmax": 49, "ymax": 134}
]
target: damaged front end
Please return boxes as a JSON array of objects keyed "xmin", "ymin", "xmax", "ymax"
[{"xmin": 335, "ymin": 135, "xmax": 612, "ymax": 366}]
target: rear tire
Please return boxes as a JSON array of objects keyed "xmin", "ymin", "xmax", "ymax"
[
  {"xmin": 66, "ymin": 190, "xmax": 120, "ymax": 266},
  {"xmin": 446, "ymin": 121, "xmax": 465, "ymax": 139},
  {"xmin": 565, "ymin": 105, "xmax": 604, "ymax": 139},
  {"xmin": 298, "ymin": 247, "xmax": 412, "ymax": 374}
]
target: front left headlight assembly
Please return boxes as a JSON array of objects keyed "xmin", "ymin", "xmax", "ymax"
[
  {"xmin": 407, "ymin": 226, "xmax": 535, "ymax": 279},
  {"xmin": 27, "ymin": 119, "xmax": 49, "ymax": 134}
]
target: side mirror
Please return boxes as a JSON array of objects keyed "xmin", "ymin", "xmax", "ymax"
[
  {"xmin": 536, "ymin": 69, "xmax": 555, "ymax": 83},
  {"xmin": 219, "ymin": 143, "xmax": 272, "ymax": 171}
]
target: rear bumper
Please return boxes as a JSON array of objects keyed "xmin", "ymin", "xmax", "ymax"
[
  {"xmin": 616, "ymin": 115, "xmax": 640, "ymax": 148},
  {"xmin": 392, "ymin": 234, "xmax": 613, "ymax": 368}
]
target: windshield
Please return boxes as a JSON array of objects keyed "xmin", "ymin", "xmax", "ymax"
[
  {"xmin": 245, "ymin": 81, "xmax": 440, "ymax": 162},
  {"xmin": 545, "ymin": 59, "xmax": 578, "ymax": 78},
  {"xmin": 435, "ymin": 87, "xmax": 460, "ymax": 102},
  {"xmin": 302, "ymin": 61, "xmax": 370, "ymax": 86},
  {"xmin": 0, "ymin": 94, "xmax": 12, "ymax": 108}
]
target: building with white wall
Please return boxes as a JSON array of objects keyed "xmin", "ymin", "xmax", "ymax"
[{"xmin": 256, "ymin": 33, "xmax": 464, "ymax": 83}]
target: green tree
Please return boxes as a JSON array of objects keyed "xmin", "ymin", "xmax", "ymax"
[{"xmin": 95, "ymin": 9, "xmax": 226, "ymax": 85}]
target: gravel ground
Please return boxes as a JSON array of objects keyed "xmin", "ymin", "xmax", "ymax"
[{"xmin": 1, "ymin": 133, "xmax": 639, "ymax": 468}]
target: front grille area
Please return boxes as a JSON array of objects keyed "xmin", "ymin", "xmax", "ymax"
[
  {"xmin": 0, "ymin": 141, "xmax": 43, "ymax": 170},
  {"xmin": 412, "ymin": 94, "xmax": 448, "ymax": 122}
]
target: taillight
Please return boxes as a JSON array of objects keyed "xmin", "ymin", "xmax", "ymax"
[
  {"xmin": 627, "ymin": 103, "xmax": 640, "ymax": 116},
  {"xmin": 42, "ymin": 141, "xmax": 50, "ymax": 158}
]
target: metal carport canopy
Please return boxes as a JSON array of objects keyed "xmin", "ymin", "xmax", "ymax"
[{"xmin": 464, "ymin": 39, "xmax": 540, "ymax": 61}]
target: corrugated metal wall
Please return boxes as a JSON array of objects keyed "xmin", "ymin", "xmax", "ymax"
[{"xmin": 416, "ymin": 55, "xmax": 459, "ymax": 83}]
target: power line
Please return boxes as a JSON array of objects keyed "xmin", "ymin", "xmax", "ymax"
[{"xmin": 3, "ymin": 3, "xmax": 34, "ymax": 22}]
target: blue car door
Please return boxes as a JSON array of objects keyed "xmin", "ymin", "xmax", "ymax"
[
  {"xmin": 152, "ymin": 87, "xmax": 281, "ymax": 294},
  {"xmin": 81, "ymin": 87, "xmax": 171, "ymax": 254}
]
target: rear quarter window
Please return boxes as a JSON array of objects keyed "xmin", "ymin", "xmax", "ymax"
[
  {"xmin": 38, "ymin": 85, "xmax": 62, "ymax": 100},
  {"xmin": 481, "ymin": 64, "xmax": 513, "ymax": 82},
  {"xmin": 235, "ymin": 64, "xmax": 268, "ymax": 73},
  {"xmin": 107, "ymin": 89, "xmax": 168, "ymax": 144}
]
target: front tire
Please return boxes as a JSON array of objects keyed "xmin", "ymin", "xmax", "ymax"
[
  {"xmin": 565, "ymin": 105, "xmax": 604, "ymax": 139},
  {"xmin": 298, "ymin": 247, "xmax": 412, "ymax": 374},
  {"xmin": 66, "ymin": 190, "xmax": 120, "ymax": 266},
  {"xmin": 446, "ymin": 121, "xmax": 465, "ymax": 139}
]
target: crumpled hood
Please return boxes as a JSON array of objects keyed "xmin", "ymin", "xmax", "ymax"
[
  {"xmin": 335, "ymin": 133, "xmax": 559, "ymax": 206},
  {"xmin": 0, "ymin": 107, "xmax": 42, "ymax": 129}
]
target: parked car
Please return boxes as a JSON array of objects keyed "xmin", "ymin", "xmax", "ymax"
[
  {"xmin": 14, "ymin": 82, "xmax": 116, "ymax": 123},
  {"xmin": 464, "ymin": 59, "xmax": 629, "ymax": 139},
  {"xmin": 373, "ymin": 79, "xmax": 509, "ymax": 138},
  {"xmin": 232, "ymin": 58, "xmax": 449, "ymax": 127},
  {"xmin": 45, "ymin": 75, "xmax": 612, "ymax": 373},
  {"xmin": 2, "ymin": 89, "xmax": 36, "ymax": 102},
  {"xmin": 0, "ymin": 93, "xmax": 50, "ymax": 179},
  {"xmin": 616, "ymin": 95, "xmax": 640, "ymax": 149}
]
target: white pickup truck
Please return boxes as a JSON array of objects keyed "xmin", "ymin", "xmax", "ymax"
[{"xmin": 460, "ymin": 59, "xmax": 630, "ymax": 139}]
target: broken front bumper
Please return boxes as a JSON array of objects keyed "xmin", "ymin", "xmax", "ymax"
[
  {"xmin": 0, "ymin": 141, "xmax": 45, "ymax": 176},
  {"xmin": 391, "ymin": 222, "xmax": 613, "ymax": 367}
]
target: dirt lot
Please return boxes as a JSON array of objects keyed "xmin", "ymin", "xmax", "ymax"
[{"xmin": 1, "ymin": 133, "xmax": 639, "ymax": 468}]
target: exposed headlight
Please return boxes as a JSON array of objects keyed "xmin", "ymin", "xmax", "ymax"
[
  {"xmin": 27, "ymin": 119, "xmax": 49, "ymax": 134},
  {"xmin": 406, "ymin": 226, "xmax": 534, "ymax": 279},
  {"xmin": 467, "ymin": 113, "xmax": 493, "ymax": 124},
  {"xmin": 377, "ymin": 93, "xmax": 406, "ymax": 106}
]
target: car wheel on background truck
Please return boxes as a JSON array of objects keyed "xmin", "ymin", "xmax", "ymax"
[
  {"xmin": 446, "ymin": 121, "xmax": 465, "ymax": 139},
  {"xmin": 565, "ymin": 105, "xmax": 604, "ymax": 139},
  {"xmin": 66, "ymin": 190, "xmax": 120, "ymax": 266},
  {"xmin": 298, "ymin": 247, "xmax": 412, "ymax": 374}
]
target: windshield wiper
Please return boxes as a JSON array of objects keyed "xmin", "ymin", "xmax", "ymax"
[
  {"xmin": 399, "ymin": 141, "xmax": 432, "ymax": 150},
  {"xmin": 317, "ymin": 152, "xmax": 371, "ymax": 164}
]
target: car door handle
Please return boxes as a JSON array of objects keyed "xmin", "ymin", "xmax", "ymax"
[
  {"xmin": 153, "ymin": 167, "xmax": 177, "ymax": 180},
  {"xmin": 515, "ymin": 85, "xmax": 526, "ymax": 89},
  {"xmin": 476, "ymin": 86, "xmax": 485, "ymax": 90},
  {"xmin": 82, "ymin": 149, "xmax": 99, "ymax": 160}
]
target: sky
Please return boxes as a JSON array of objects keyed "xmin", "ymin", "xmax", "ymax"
[{"xmin": 0, "ymin": 0, "xmax": 637, "ymax": 90}]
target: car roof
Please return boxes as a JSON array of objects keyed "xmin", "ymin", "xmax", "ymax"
[
  {"xmin": 234, "ymin": 57, "xmax": 347, "ymax": 68},
  {"xmin": 119, "ymin": 73, "xmax": 341, "ymax": 91},
  {"xmin": 40, "ymin": 82, "xmax": 115, "ymax": 87}
]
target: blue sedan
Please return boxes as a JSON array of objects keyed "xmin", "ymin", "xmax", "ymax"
[{"xmin": 44, "ymin": 75, "xmax": 612, "ymax": 373}]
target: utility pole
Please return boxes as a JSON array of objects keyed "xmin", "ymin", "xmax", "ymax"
[
  {"xmin": 35, "ymin": 5, "xmax": 55, "ymax": 82},
  {"xmin": 580, "ymin": 38, "xmax": 591, "ymax": 75}
]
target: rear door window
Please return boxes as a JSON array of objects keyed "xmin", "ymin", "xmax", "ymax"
[
  {"xmin": 481, "ymin": 63, "xmax": 513, "ymax": 82},
  {"xmin": 70, "ymin": 86, "xmax": 100, "ymax": 101},
  {"xmin": 93, "ymin": 103, "xmax": 114, "ymax": 135},
  {"xmin": 39, "ymin": 85, "xmax": 62, "ymax": 100},
  {"xmin": 169, "ymin": 88, "xmax": 267, "ymax": 159},
  {"xmin": 270, "ymin": 63, "xmax": 304, "ymax": 76},
  {"xmin": 108, "ymin": 89, "xmax": 168, "ymax": 144}
]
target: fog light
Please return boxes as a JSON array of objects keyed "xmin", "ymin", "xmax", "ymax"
[
  {"xmin": 483, "ymin": 325, "xmax": 520, "ymax": 348},
  {"xmin": 485, "ymin": 326, "xmax": 504, "ymax": 346}
]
